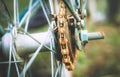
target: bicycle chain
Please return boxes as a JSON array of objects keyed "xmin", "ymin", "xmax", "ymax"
[{"xmin": 56, "ymin": 1, "xmax": 78, "ymax": 70}]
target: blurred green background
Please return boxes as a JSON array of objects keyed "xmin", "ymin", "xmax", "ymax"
[
  {"xmin": 74, "ymin": 0, "xmax": 120, "ymax": 77},
  {"xmin": 0, "ymin": 0, "xmax": 120, "ymax": 77}
]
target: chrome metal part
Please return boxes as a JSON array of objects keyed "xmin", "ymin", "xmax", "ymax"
[
  {"xmin": 88, "ymin": 32, "xmax": 105, "ymax": 40},
  {"xmin": 80, "ymin": 30, "xmax": 105, "ymax": 43},
  {"xmin": 1, "ymin": 32, "xmax": 51, "ymax": 58}
]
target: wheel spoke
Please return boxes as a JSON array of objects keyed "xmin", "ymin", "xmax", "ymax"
[
  {"xmin": 39, "ymin": 0, "xmax": 51, "ymax": 27},
  {"xmin": 83, "ymin": 0, "xmax": 87, "ymax": 9},
  {"xmin": 20, "ymin": 28, "xmax": 51, "ymax": 77},
  {"xmin": 14, "ymin": 0, "xmax": 19, "ymax": 26},
  {"xmin": 18, "ymin": 0, "xmax": 40, "ymax": 28},
  {"xmin": 63, "ymin": 0, "xmax": 81, "ymax": 22},
  {"xmin": 0, "ymin": 61, "xmax": 22, "ymax": 64},
  {"xmin": 19, "ymin": 27, "xmax": 55, "ymax": 53},
  {"xmin": 12, "ymin": 46, "xmax": 20, "ymax": 77},
  {"xmin": 24, "ymin": 0, "xmax": 33, "ymax": 32},
  {"xmin": 49, "ymin": 0, "xmax": 54, "ymax": 14},
  {"xmin": 51, "ymin": 52, "xmax": 54, "ymax": 77},
  {"xmin": 55, "ymin": 62, "xmax": 62, "ymax": 77},
  {"xmin": 7, "ymin": 32, "xmax": 12, "ymax": 77},
  {"xmin": 50, "ymin": 37, "xmax": 55, "ymax": 77},
  {"xmin": 1, "ymin": 0, "xmax": 76, "ymax": 77},
  {"xmin": 54, "ymin": 0, "xmax": 59, "ymax": 15},
  {"xmin": 22, "ymin": 61, "xmax": 27, "ymax": 77}
]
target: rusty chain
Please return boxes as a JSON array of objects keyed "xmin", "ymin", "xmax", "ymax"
[{"xmin": 55, "ymin": 0, "xmax": 78, "ymax": 70}]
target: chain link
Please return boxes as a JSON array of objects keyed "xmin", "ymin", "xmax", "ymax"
[{"xmin": 57, "ymin": 1, "xmax": 77, "ymax": 70}]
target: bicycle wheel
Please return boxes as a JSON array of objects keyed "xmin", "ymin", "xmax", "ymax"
[
  {"xmin": 0, "ymin": 0, "xmax": 52, "ymax": 77},
  {"xmin": 0, "ymin": 0, "xmax": 73, "ymax": 77},
  {"xmin": 0, "ymin": 0, "xmax": 104, "ymax": 77}
]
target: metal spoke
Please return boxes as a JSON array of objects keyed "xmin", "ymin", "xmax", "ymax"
[
  {"xmin": 80, "ymin": 0, "xmax": 83, "ymax": 11},
  {"xmin": 24, "ymin": 0, "xmax": 33, "ymax": 32},
  {"xmin": 83, "ymin": 0, "xmax": 87, "ymax": 9},
  {"xmin": 70, "ymin": 0, "xmax": 76, "ymax": 10},
  {"xmin": 54, "ymin": 0, "xmax": 59, "ymax": 15},
  {"xmin": 57, "ymin": 63, "xmax": 62, "ymax": 77},
  {"xmin": 22, "ymin": 61, "xmax": 27, "ymax": 77},
  {"xmin": 14, "ymin": 0, "xmax": 19, "ymax": 26},
  {"xmin": 50, "ymin": 36, "xmax": 55, "ymax": 77},
  {"xmin": 51, "ymin": 52, "xmax": 54, "ymax": 77},
  {"xmin": 18, "ymin": 0, "xmax": 40, "ymax": 28},
  {"xmin": 63, "ymin": 0, "xmax": 81, "ymax": 22},
  {"xmin": 39, "ymin": 0, "xmax": 58, "ymax": 52},
  {"xmin": 80, "ymin": 0, "xmax": 87, "ymax": 10},
  {"xmin": 18, "ymin": 27, "xmax": 55, "ymax": 53},
  {"xmin": 49, "ymin": 0, "xmax": 54, "ymax": 14},
  {"xmin": 20, "ymin": 28, "xmax": 51, "ymax": 77},
  {"xmin": 12, "ymin": 46, "xmax": 20, "ymax": 77},
  {"xmin": 0, "ymin": 61, "xmax": 22, "ymax": 64},
  {"xmin": 39, "ymin": 0, "xmax": 51, "ymax": 27},
  {"xmin": 14, "ymin": 0, "xmax": 17, "ymax": 25},
  {"xmin": 7, "ymin": 33, "xmax": 12, "ymax": 77},
  {"xmin": 62, "ymin": 64, "xmax": 66, "ymax": 77},
  {"xmin": 25, "ymin": 32, "xmax": 55, "ymax": 52},
  {"xmin": 55, "ymin": 62, "xmax": 62, "ymax": 77}
]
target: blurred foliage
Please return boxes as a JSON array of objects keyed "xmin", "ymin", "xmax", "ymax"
[
  {"xmin": 31, "ymin": 52, "xmax": 51, "ymax": 77},
  {"xmin": 74, "ymin": 24, "xmax": 120, "ymax": 77}
]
